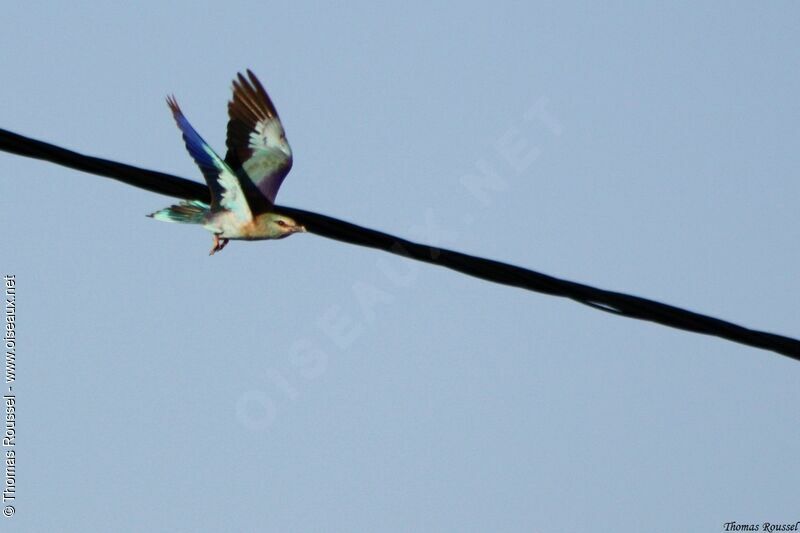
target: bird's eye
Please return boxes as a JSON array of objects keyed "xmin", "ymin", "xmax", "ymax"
[{"xmin": 277, "ymin": 220, "xmax": 288, "ymax": 227}]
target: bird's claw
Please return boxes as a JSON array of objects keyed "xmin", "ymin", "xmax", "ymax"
[{"xmin": 209, "ymin": 235, "xmax": 229, "ymax": 255}]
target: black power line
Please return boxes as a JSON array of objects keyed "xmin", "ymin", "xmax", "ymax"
[{"xmin": 1, "ymin": 127, "xmax": 798, "ymax": 361}]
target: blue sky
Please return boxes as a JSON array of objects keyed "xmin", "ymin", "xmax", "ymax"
[{"xmin": 1, "ymin": 2, "xmax": 799, "ymax": 532}]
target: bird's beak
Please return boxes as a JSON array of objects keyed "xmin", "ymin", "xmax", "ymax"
[{"xmin": 295, "ymin": 225, "xmax": 307, "ymax": 233}]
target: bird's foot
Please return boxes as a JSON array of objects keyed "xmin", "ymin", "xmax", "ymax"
[{"xmin": 209, "ymin": 235, "xmax": 229, "ymax": 255}]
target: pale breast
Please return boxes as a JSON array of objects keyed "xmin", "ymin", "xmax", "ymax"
[{"xmin": 203, "ymin": 211, "xmax": 278, "ymax": 240}]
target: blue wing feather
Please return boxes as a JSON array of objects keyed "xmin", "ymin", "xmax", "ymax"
[
  {"xmin": 166, "ymin": 96, "xmax": 253, "ymax": 221},
  {"xmin": 166, "ymin": 96, "xmax": 224, "ymax": 203}
]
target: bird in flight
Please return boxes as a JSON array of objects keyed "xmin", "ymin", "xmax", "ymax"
[{"xmin": 150, "ymin": 70, "xmax": 305, "ymax": 254}]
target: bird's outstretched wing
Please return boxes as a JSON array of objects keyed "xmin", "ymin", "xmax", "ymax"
[
  {"xmin": 225, "ymin": 70, "xmax": 293, "ymax": 212},
  {"xmin": 166, "ymin": 96, "xmax": 253, "ymax": 221}
]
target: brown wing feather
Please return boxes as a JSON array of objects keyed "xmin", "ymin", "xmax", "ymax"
[
  {"xmin": 224, "ymin": 70, "xmax": 293, "ymax": 212},
  {"xmin": 225, "ymin": 70, "xmax": 280, "ymax": 168}
]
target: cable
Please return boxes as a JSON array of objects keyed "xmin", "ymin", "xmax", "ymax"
[{"xmin": 1, "ymin": 127, "xmax": 798, "ymax": 361}]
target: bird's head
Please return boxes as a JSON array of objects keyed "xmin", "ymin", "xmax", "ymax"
[{"xmin": 265, "ymin": 213, "xmax": 306, "ymax": 238}]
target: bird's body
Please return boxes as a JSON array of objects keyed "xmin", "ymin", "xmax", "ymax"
[
  {"xmin": 149, "ymin": 70, "xmax": 304, "ymax": 254},
  {"xmin": 205, "ymin": 210, "xmax": 299, "ymax": 241},
  {"xmin": 152, "ymin": 199, "xmax": 300, "ymax": 238}
]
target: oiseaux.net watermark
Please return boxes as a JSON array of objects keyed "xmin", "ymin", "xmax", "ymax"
[
  {"xmin": 235, "ymin": 97, "xmax": 564, "ymax": 432},
  {"xmin": 3, "ymin": 274, "xmax": 16, "ymax": 518}
]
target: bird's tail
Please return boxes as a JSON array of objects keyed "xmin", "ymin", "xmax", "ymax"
[{"xmin": 148, "ymin": 200, "xmax": 210, "ymax": 224}]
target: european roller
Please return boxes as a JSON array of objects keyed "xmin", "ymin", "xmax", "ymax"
[{"xmin": 149, "ymin": 70, "xmax": 305, "ymax": 254}]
